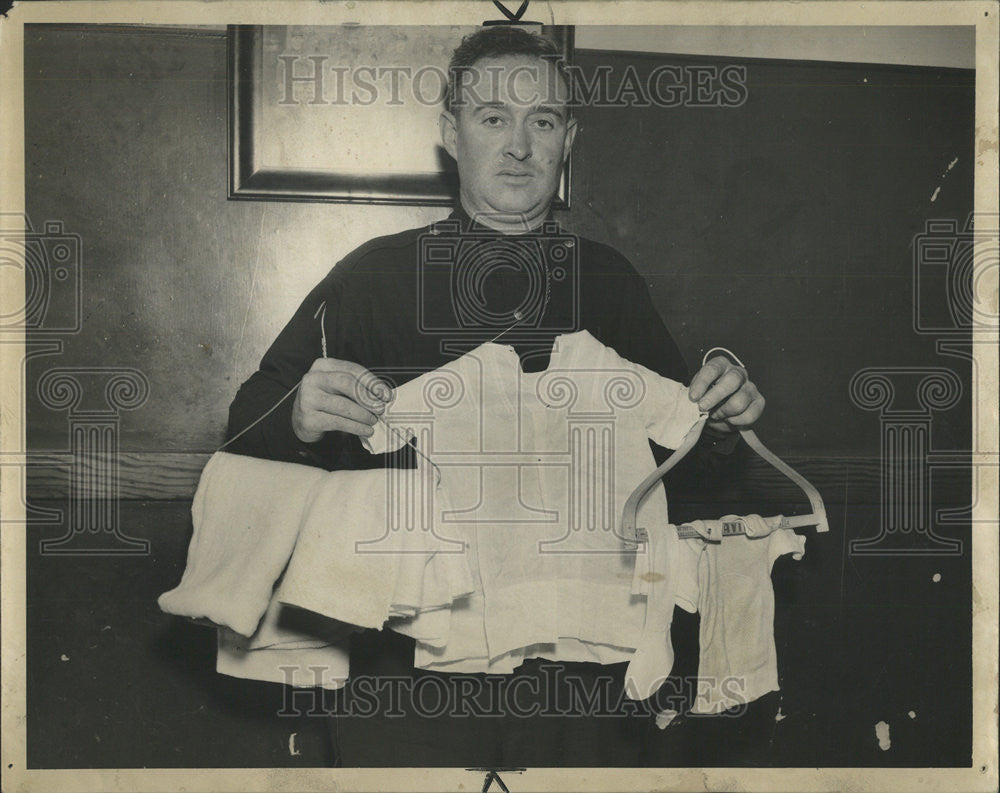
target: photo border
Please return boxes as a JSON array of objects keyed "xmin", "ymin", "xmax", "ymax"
[{"xmin": 1, "ymin": 2, "xmax": 996, "ymax": 792}]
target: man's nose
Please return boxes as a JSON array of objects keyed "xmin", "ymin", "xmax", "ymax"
[{"xmin": 504, "ymin": 122, "xmax": 532, "ymax": 161}]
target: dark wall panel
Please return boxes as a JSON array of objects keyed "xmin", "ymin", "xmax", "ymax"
[{"xmin": 561, "ymin": 50, "xmax": 975, "ymax": 458}]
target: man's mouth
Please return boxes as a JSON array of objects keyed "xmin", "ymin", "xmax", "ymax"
[{"xmin": 498, "ymin": 170, "xmax": 533, "ymax": 178}]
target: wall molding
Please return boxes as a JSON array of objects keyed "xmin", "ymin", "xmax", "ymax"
[{"xmin": 19, "ymin": 450, "xmax": 963, "ymax": 503}]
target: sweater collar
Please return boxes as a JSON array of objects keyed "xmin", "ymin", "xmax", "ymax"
[{"xmin": 445, "ymin": 203, "xmax": 560, "ymax": 236}]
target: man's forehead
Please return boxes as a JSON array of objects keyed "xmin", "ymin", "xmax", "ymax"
[{"xmin": 459, "ymin": 54, "xmax": 570, "ymax": 106}]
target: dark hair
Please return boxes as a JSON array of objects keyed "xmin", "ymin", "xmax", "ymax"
[{"xmin": 446, "ymin": 26, "xmax": 569, "ymax": 114}]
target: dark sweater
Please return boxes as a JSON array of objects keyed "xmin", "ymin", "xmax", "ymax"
[{"xmin": 226, "ymin": 206, "xmax": 742, "ymax": 494}]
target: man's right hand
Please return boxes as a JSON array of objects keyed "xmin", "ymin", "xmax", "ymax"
[{"xmin": 291, "ymin": 358, "xmax": 391, "ymax": 443}]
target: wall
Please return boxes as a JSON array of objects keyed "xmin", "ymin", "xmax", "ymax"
[
  {"xmin": 575, "ymin": 25, "xmax": 975, "ymax": 69},
  {"xmin": 23, "ymin": 25, "xmax": 449, "ymax": 458}
]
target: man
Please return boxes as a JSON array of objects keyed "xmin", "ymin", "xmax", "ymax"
[{"xmin": 227, "ymin": 26, "xmax": 764, "ymax": 767}]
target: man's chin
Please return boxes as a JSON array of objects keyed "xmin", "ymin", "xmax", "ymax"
[{"xmin": 483, "ymin": 191, "xmax": 548, "ymax": 220}]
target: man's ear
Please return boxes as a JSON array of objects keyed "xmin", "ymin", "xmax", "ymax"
[
  {"xmin": 440, "ymin": 110, "xmax": 458, "ymax": 161},
  {"xmin": 561, "ymin": 117, "xmax": 578, "ymax": 164}
]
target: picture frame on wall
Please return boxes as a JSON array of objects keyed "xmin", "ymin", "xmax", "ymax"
[{"xmin": 228, "ymin": 24, "xmax": 575, "ymax": 206}]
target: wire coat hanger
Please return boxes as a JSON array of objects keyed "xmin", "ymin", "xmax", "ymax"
[{"xmin": 620, "ymin": 347, "xmax": 829, "ymax": 543}]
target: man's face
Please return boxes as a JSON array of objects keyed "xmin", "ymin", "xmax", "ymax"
[{"xmin": 440, "ymin": 54, "xmax": 577, "ymax": 228}]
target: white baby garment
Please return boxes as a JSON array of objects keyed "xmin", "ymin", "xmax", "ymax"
[
  {"xmin": 364, "ymin": 329, "xmax": 704, "ymax": 668},
  {"xmin": 276, "ymin": 465, "xmax": 474, "ymax": 630},
  {"xmin": 160, "ymin": 451, "xmax": 474, "ymax": 689},
  {"xmin": 415, "ymin": 634, "xmax": 636, "ymax": 674},
  {"xmin": 215, "ymin": 576, "xmax": 351, "ymax": 690},
  {"xmin": 623, "ymin": 522, "xmax": 684, "ymax": 700},
  {"xmin": 674, "ymin": 514, "xmax": 806, "ymax": 714},
  {"xmin": 158, "ymin": 452, "xmax": 326, "ymax": 637},
  {"xmin": 216, "ymin": 628, "xmax": 350, "ymax": 690}
]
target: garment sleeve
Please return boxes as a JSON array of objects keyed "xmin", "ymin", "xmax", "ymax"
[
  {"xmin": 641, "ymin": 372, "xmax": 704, "ymax": 450},
  {"xmin": 767, "ymin": 528, "xmax": 807, "ymax": 567},
  {"xmin": 225, "ymin": 269, "xmax": 349, "ymax": 469},
  {"xmin": 594, "ymin": 339, "xmax": 704, "ymax": 450}
]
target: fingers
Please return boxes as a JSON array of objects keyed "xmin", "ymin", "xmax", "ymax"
[
  {"xmin": 689, "ymin": 356, "xmax": 765, "ymax": 431},
  {"xmin": 687, "ymin": 357, "xmax": 727, "ymax": 403},
  {"xmin": 295, "ymin": 406, "xmax": 378, "ymax": 441},
  {"xmin": 309, "ymin": 358, "xmax": 392, "ymax": 409},
  {"xmin": 713, "ymin": 389, "xmax": 766, "ymax": 428},
  {"xmin": 293, "ymin": 358, "xmax": 394, "ymax": 442},
  {"xmin": 691, "ymin": 358, "xmax": 747, "ymax": 413},
  {"xmin": 709, "ymin": 380, "xmax": 754, "ymax": 419},
  {"xmin": 300, "ymin": 385, "xmax": 382, "ymax": 427}
]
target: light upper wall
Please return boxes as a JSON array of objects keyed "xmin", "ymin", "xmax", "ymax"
[
  {"xmin": 574, "ymin": 25, "xmax": 975, "ymax": 70},
  {"xmin": 134, "ymin": 24, "xmax": 976, "ymax": 70}
]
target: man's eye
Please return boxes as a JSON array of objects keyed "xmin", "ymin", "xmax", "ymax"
[
  {"xmin": 483, "ymin": 115, "xmax": 504, "ymax": 127},
  {"xmin": 534, "ymin": 118, "xmax": 555, "ymax": 130}
]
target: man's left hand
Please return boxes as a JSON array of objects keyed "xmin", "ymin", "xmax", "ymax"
[{"xmin": 688, "ymin": 356, "xmax": 765, "ymax": 434}]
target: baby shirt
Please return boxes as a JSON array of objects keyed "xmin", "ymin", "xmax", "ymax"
[
  {"xmin": 276, "ymin": 465, "xmax": 474, "ymax": 630},
  {"xmin": 160, "ymin": 452, "xmax": 476, "ymax": 689},
  {"xmin": 215, "ymin": 591, "xmax": 351, "ymax": 691},
  {"xmin": 158, "ymin": 452, "xmax": 326, "ymax": 637},
  {"xmin": 364, "ymin": 329, "xmax": 704, "ymax": 667},
  {"xmin": 674, "ymin": 515, "xmax": 806, "ymax": 714},
  {"xmin": 215, "ymin": 634, "xmax": 350, "ymax": 690},
  {"xmin": 163, "ymin": 332, "xmax": 718, "ymax": 686}
]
